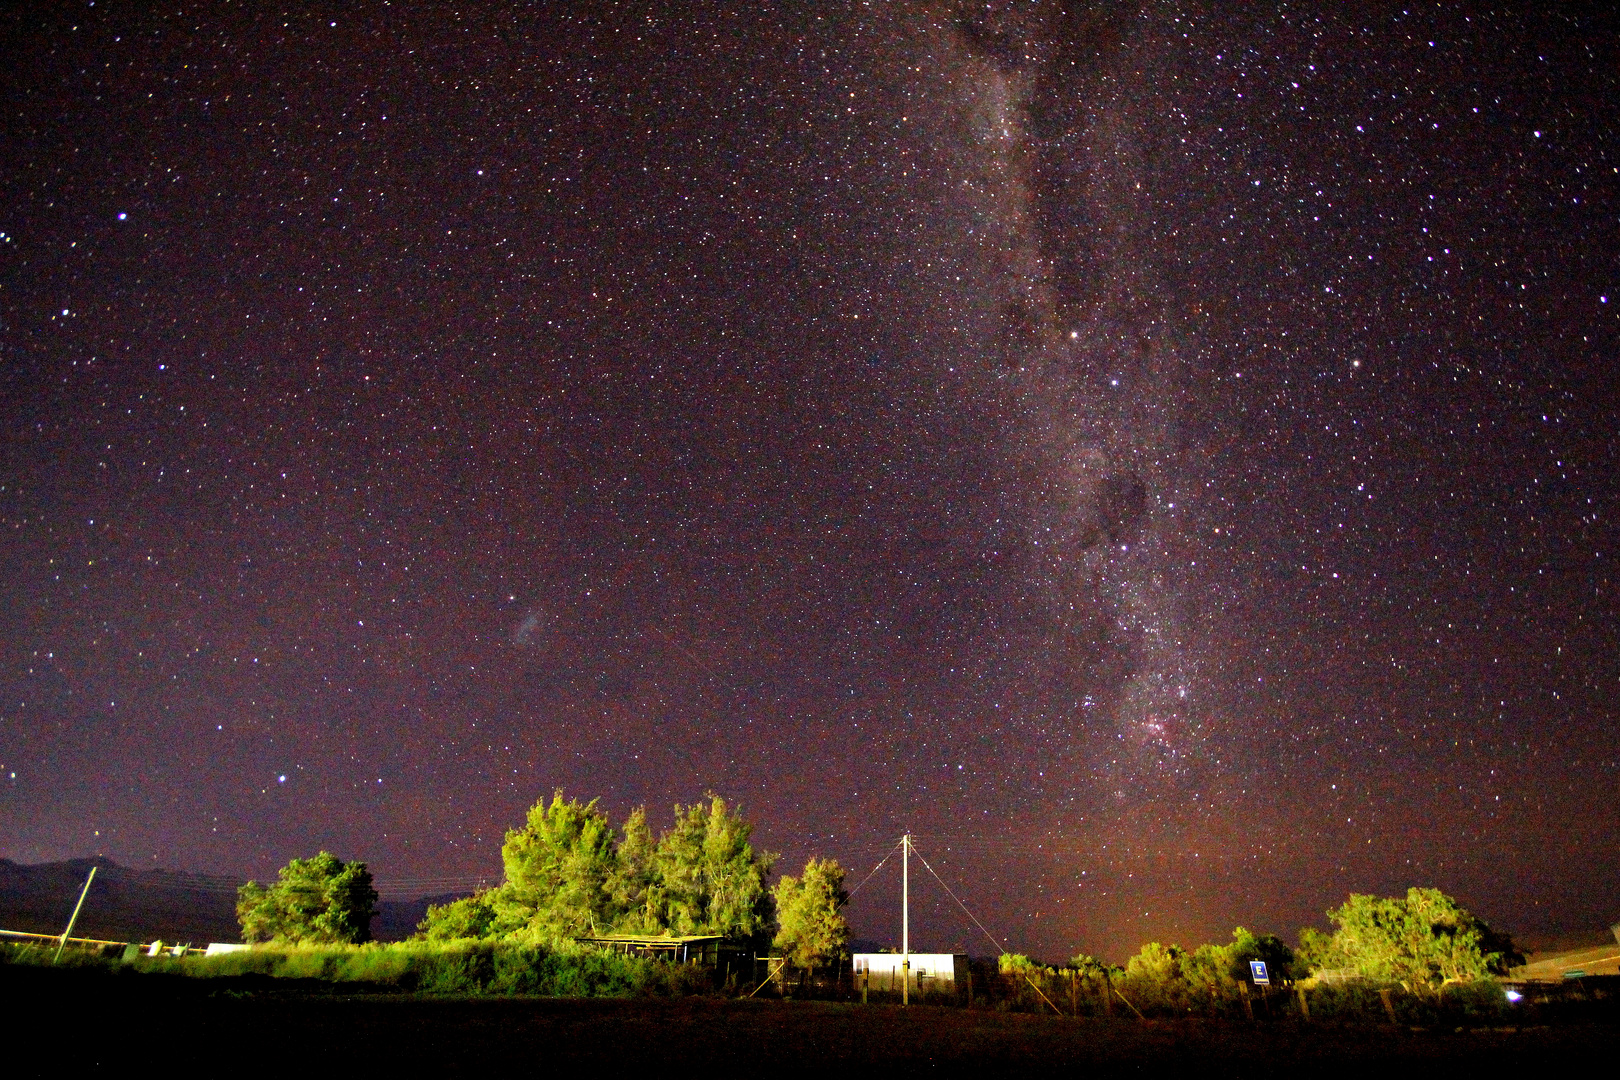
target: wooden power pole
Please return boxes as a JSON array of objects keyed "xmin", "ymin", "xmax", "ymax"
[{"xmin": 901, "ymin": 833, "xmax": 911, "ymax": 1006}]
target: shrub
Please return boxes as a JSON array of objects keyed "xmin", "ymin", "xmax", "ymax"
[{"xmin": 116, "ymin": 938, "xmax": 715, "ymax": 998}]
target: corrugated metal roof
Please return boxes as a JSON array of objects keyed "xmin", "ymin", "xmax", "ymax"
[
  {"xmin": 575, "ymin": 934, "xmax": 725, "ymax": 945},
  {"xmin": 1511, "ymin": 944, "xmax": 1620, "ymax": 982}
]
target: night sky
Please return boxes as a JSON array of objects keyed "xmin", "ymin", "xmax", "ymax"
[{"xmin": 3, "ymin": 2, "xmax": 1617, "ymax": 962}]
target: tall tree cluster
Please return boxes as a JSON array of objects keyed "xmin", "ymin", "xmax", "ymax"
[{"xmin": 420, "ymin": 792, "xmax": 782, "ymax": 949}]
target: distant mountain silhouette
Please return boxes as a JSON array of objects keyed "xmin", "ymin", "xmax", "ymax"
[{"xmin": 0, "ymin": 858, "xmax": 456, "ymax": 944}]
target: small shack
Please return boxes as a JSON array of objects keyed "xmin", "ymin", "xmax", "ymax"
[
  {"xmin": 574, "ymin": 934, "xmax": 725, "ymax": 965},
  {"xmin": 852, "ymin": 953, "xmax": 968, "ymax": 993}
]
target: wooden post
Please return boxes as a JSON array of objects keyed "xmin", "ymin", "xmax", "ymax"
[
  {"xmin": 1114, "ymin": 987, "xmax": 1147, "ymax": 1021},
  {"xmin": 1379, "ymin": 988, "xmax": 1397, "ymax": 1024},
  {"xmin": 1242, "ymin": 987, "xmax": 1255, "ymax": 1021},
  {"xmin": 1296, "ymin": 986, "xmax": 1311, "ymax": 1021},
  {"xmin": 53, "ymin": 866, "xmax": 98, "ymax": 965}
]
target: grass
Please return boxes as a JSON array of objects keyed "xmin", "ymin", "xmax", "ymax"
[{"xmin": 0, "ymin": 937, "xmax": 715, "ymax": 997}]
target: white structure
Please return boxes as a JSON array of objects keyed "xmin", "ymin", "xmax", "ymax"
[
  {"xmin": 852, "ymin": 953, "xmax": 969, "ymax": 993},
  {"xmin": 205, "ymin": 943, "xmax": 250, "ymax": 956}
]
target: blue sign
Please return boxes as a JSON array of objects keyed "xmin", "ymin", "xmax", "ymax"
[{"xmin": 1249, "ymin": 960, "xmax": 1270, "ymax": 986}]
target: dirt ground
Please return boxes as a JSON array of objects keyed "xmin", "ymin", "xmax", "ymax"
[{"xmin": 6, "ymin": 965, "xmax": 1613, "ymax": 1077}]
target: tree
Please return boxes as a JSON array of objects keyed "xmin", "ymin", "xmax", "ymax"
[
  {"xmin": 1172, "ymin": 927, "xmax": 1298, "ymax": 1013},
  {"xmin": 493, "ymin": 790, "xmax": 619, "ymax": 940},
  {"xmin": 1063, "ymin": 930, "xmax": 1297, "ymax": 1018},
  {"xmin": 237, "ymin": 851, "xmax": 377, "ymax": 944},
  {"xmin": 1295, "ymin": 925, "xmax": 1337, "ymax": 972},
  {"xmin": 1121, "ymin": 941, "xmax": 1189, "ymax": 1013},
  {"xmin": 418, "ymin": 891, "xmax": 498, "ymax": 941},
  {"xmin": 1306, "ymin": 887, "xmax": 1521, "ymax": 997},
  {"xmin": 1066, "ymin": 953, "xmax": 1121, "ymax": 1015},
  {"xmin": 607, "ymin": 806, "xmax": 660, "ymax": 933},
  {"xmin": 1221, "ymin": 926, "xmax": 1297, "ymax": 984},
  {"xmin": 1069, "ymin": 951, "xmax": 1127, "ymax": 998},
  {"xmin": 650, "ymin": 795, "xmax": 776, "ymax": 945},
  {"xmin": 772, "ymin": 858, "xmax": 850, "ymax": 972},
  {"xmin": 409, "ymin": 790, "xmax": 782, "ymax": 948},
  {"xmin": 998, "ymin": 953, "xmax": 1042, "ymax": 978}
]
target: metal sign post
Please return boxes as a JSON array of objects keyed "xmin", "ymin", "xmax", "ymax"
[{"xmin": 1249, "ymin": 960, "xmax": 1271, "ymax": 1018}]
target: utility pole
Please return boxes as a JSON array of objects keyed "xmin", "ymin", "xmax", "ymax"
[
  {"xmin": 53, "ymin": 865, "xmax": 98, "ymax": 965},
  {"xmin": 902, "ymin": 833, "xmax": 910, "ymax": 1006}
]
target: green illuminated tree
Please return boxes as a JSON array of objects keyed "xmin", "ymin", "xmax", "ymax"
[
  {"xmin": 1121, "ymin": 941, "xmax": 1189, "ymax": 1013},
  {"xmin": 410, "ymin": 790, "xmax": 780, "ymax": 947},
  {"xmin": 1305, "ymin": 887, "xmax": 1520, "ymax": 997},
  {"xmin": 1066, "ymin": 953, "xmax": 1121, "ymax": 1015},
  {"xmin": 236, "ymin": 851, "xmax": 377, "ymax": 944},
  {"xmin": 650, "ymin": 795, "xmax": 776, "ymax": 945},
  {"xmin": 1175, "ymin": 927, "xmax": 1297, "ymax": 1013},
  {"xmin": 998, "ymin": 953, "xmax": 1042, "ymax": 977},
  {"xmin": 493, "ymin": 790, "xmax": 619, "ymax": 940},
  {"xmin": 772, "ymin": 857, "xmax": 850, "ymax": 971},
  {"xmin": 607, "ymin": 806, "xmax": 660, "ymax": 933}
]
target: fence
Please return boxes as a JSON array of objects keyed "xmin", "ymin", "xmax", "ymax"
[{"xmin": 1, "ymin": 928, "xmax": 210, "ymax": 959}]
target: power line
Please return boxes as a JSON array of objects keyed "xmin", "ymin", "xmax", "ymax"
[
  {"xmin": 909, "ymin": 840, "xmax": 1006, "ymax": 957},
  {"xmin": 844, "ymin": 840, "xmax": 903, "ymax": 902},
  {"xmin": 845, "ymin": 835, "xmax": 1008, "ymax": 955},
  {"xmin": 90, "ymin": 865, "xmax": 496, "ymax": 897},
  {"xmin": 910, "ymin": 840, "xmax": 1066, "ymax": 1018}
]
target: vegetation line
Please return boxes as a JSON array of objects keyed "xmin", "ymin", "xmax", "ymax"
[{"xmin": 6, "ymin": 788, "xmax": 1547, "ymax": 1026}]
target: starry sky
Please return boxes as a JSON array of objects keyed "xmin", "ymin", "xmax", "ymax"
[{"xmin": 3, "ymin": 1, "xmax": 1617, "ymax": 962}]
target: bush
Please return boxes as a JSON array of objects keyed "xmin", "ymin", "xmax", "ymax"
[
  {"xmin": 418, "ymin": 893, "xmax": 498, "ymax": 941},
  {"xmin": 115, "ymin": 938, "xmax": 715, "ymax": 997},
  {"xmin": 1120, "ymin": 942, "xmax": 1190, "ymax": 1015}
]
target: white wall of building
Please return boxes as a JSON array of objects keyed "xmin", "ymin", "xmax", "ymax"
[{"xmin": 852, "ymin": 953, "xmax": 968, "ymax": 990}]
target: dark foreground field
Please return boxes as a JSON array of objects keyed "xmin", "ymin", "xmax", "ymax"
[{"xmin": 5, "ymin": 966, "xmax": 1613, "ymax": 1078}]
